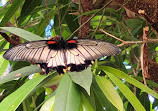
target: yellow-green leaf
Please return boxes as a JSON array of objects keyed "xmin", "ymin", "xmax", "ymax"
[{"xmin": 95, "ymin": 76, "xmax": 123, "ymax": 111}]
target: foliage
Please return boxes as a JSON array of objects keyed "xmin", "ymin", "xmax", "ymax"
[{"xmin": 0, "ymin": 0, "xmax": 158, "ymax": 111}]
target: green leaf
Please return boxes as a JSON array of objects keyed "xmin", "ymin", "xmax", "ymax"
[
  {"xmin": 65, "ymin": 10, "xmax": 79, "ymax": 34},
  {"xmin": 80, "ymin": 93, "xmax": 94, "ymax": 111},
  {"xmin": 18, "ymin": 0, "xmax": 42, "ymax": 24},
  {"xmin": 40, "ymin": 96, "xmax": 55, "ymax": 111},
  {"xmin": 0, "ymin": 42, "xmax": 9, "ymax": 76},
  {"xmin": 0, "ymin": 75, "xmax": 47, "ymax": 111},
  {"xmin": 95, "ymin": 76, "xmax": 123, "ymax": 111},
  {"xmin": 0, "ymin": 65, "xmax": 42, "ymax": 84},
  {"xmin": 81, "ymin": 89, "xmax": 96, "ymax": 111},
  {"xmin": 134, "ymin": 76, "xmax": 158, "ymax": 88},
  {"xmin": 22, "ymin": 98, "xmax": 33, "ymax": 111},
  {"xmin": 105, "ymin": 72, "xmax": 146, "ymax": 111},
  {"xmin": 0, "ymin": 4, "xmax": 11, "ymax": 19},
  {"xmin": 54, "ymin": 73, "xmax": 81, "ymax": 111},
  {"xmin": 34, "ymin": 9, "xmax": 55, "ymax": 36},
  {"xmin": 138, "ymin": 92, "xmax": 150, "ymax": 110},
  {"xmin": 98, "ymin": 66, "xmax": 158, "ymax": 99},
  {"xmin": 35, "ymin": 91, "xmax": 45, "ymax": 107},
  {"xmin": 92, "ymin": 79, "xmax": 117, "ymax": 111},
  {"xmin": 42, "ymin": 75, "xmax": 62, "ymax": 87},
  {"xmin": 0, "ymin": 0, "xmax": 24, "ymax": 26},
  {"xmin": 35, "ymin": 91, "xmax": 56, "ymax": 110},
  {"xmin": 69, "ymin": 67, "xmax": 92, "ymax": 95},
  {"xmin": 0, "ymin": 27, "xmax": 43, "ymax": 41},
  {"xmin": 11, "ymin": 61, "xmax": 30, "ymax": 71},
  {"xmin": 0, "ymin": 57, "xmax": 9, "ymax": 76}
]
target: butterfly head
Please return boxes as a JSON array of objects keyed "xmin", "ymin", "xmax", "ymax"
[
  {"xmin": 50, "ymin": 35, "xmax": 64, "ymax": 42},
  {"xmin": 47, "ymin": 36, "xmax": 66, "ymax": 50}
]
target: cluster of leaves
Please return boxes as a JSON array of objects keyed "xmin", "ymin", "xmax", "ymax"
[{"xmin": 0, "ymin": 0, "xmax": 158, "ymax": 111}]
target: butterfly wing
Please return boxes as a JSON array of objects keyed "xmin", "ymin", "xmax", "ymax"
[
  {"xmin": 3, "ymin": 38, "xmax": 121, "ymax": 74},
  {"xmin": 3, "ymin": 40, "xmax": 57, "ymax": 63},
  {"xmin": 71, "ymin": 39, "xmax": 121, "ymax": 60},
  {"xmin": 65, "ymin": 39, "xmax": 121, "ymax": 72}
]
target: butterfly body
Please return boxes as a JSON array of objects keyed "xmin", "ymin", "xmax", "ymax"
[{"xmin": 3, "ymin": 36, "xmax": 121, "ymax": 74}]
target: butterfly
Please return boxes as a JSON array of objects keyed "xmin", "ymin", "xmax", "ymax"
[{"xmin": 3, "ymin": 36, "xmax": 121, "ymax": 74}]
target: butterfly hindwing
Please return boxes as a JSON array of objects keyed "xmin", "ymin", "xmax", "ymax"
[
  {"xmin": 66, "ymin": 49, "xmax": 85, "ymax": 65},
  {"xmin": 65, "ymin": 49, "xmax": 91, "ymax": 72},
  {"xmin": 47, "ymin": 50, "xmax": 65, "ymax": 68}
]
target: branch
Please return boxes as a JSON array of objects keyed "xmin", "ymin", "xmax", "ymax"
[
  {"xmin": 99, "ymin": 29, "xmax": 158, "ymax": 47},
  {"xmin": 44, "ymin": 0, "xmax": 49, "ymax": 20},
  {"xmin": 0, "ymin": 32, "xmax": 19, "ymax": 46},
  {"xmin": 57, "ymin": 0, "xmax": 62, "ymax": 35},
  {"xmin": 99, "ymin": 29, "xmax": 124, "ymax": 42}
]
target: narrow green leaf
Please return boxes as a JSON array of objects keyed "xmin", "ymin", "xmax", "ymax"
[
  {"xmin": 134, "ymin": 76, "xmax": 158, "ymax": 88},
  {"xmin": 0, "ymin": 58, "xmax": 9, "ymax": 76},
  {"xmin": 0, "ymin": 4, "xmax": 10, "ymax": 18},
  {"xmin": 121, "ymin": 44, "xmax": 138, "ymax": 56},
  {"xmin": 40, "ymin": 96, "xmax": 55, "ymax": 111},
  {"xmin": 42, "ymin": 75, "xmax": 62, "ymax": 87},
  {"xmin": 0, "ymin": 65, "xmax": 42, "ymax": 84},
  {"xmin": 70, "ymin": 67, "xmax": 92, "ymax": 95},
  {"xmin": 81, "ymin": 89, "xmax": 96, "ymax": 111},
  {"xmin": 35, "ymin": 9, "xmax": 55, "ymax": 36},
  {"xmin": 0, "ymin": 75, "xmax": 47, "ymax": 111},
  {"xmin": 0, "ymin": 27, "xmax": 43, "ymax": 41},
  {"xmin": 92, "ymin": 79, "xmax": 117, "ymax": 111},
  {"xmin": 99, "ymin": 66, "xmax": 158, "ymax": 99},
  {"xmin": 95, "ymin": 76, "xmax": 123, "ymax": 111},
  {"xmin": 54, "ymin": 73, "xmax": 81, "ymax": 111},
  {"xmin": 35, "ymin": 91, "xmax": 56, "ymax": 111},
  {"xmin": 18, "ymin": 0, "xmax": 42, "ymax": 24},
  {"xmin": 0, "ymin": 42, "xmax": 9, "ymax": 76},
  {"xmin": 80, "ymin": 93, "xmax": 94, "ymax": 111},
  {"xmin": 65, "ymin": 11, "xmax": 79, "ymax": 34},
  {"xmin": 22, "ymin": 98, "xmax": 33, "ymax": 111},
  {"xmin": 105, "ymin": 72, "xmax": 146, "ymax": 111},
  {"xmin": 0, "ymin": 0, "xmax": 24, "ymax": 26}
]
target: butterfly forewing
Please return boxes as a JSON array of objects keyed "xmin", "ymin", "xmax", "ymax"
[
  {"xmin": 3, "ymin": 40, "xmax": 51, "ymax": 63},
  {"xmin": 76, "ymin": 39, "xmax": 121, "ymax": 60},
  {"xmin": 26, "ymin": 41, "xmax": 48, "ymax": 48}
]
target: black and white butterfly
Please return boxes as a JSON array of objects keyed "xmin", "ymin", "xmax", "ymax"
[{"xmin": 3, "ymin": 36, "xmax": 121, "ymax": 74}]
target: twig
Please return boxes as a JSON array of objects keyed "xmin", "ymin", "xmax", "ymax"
[
  {"xmin": 99, "ymin": 29, "xmax": 158, "ymax": 46},
  {"xmin": 24, "ymin": 18, "xmax": 42, "ymax": 29},
  {"xmin": 44, "ymin": 0, "xmax": 49, "ymax": 20},
  {"xmin": 0, "ymin": 38, "xmax": 4, "ymax": 42},
  {"xmin": 68, "ymin": 13, "xmax": 94, "ymax": 39},
  {"xmin": 57, "ymin": 0, "xmax": 62, "ymax": 35},
  {"xmin": 14, "ymin": 15, "xmax": 18, "ymax": 27},
  {"xmin": 140, "ymin": 26, "xmax": 150, "ymax": 85},
  {"xmin": 140, "ymin": 44, "xmax": 147, "ymax": 85},
  {"xmin": 60, "ymin": 4, "xmax": 70, "ymax": 25},
  {"xmin": 67, "ymin": 0, "xmax": 113, "ymax": 39},
  {"xmin": 0, "ymin": 32, "xmax": 19, "ymax": 46},
  {"xmin": 134, "ymin": 54, "xmax": 141, "ymax": 75},
  {"xmin": 117, "ymin": 39, "xmax": 158, "ymax": 46},
  {"xmin": 91, "ymin": 8, "xmax": 106, "ymax": 39},
  {"xmin": 99, "ymin": 29, "xmax": 124, "ymax": 42}
]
